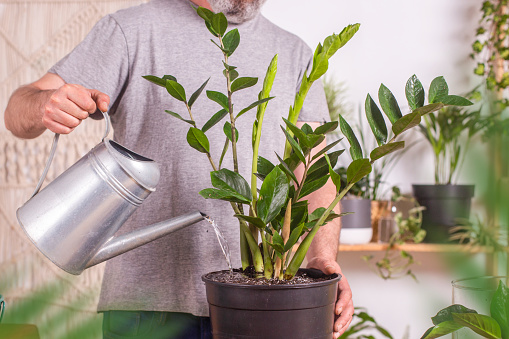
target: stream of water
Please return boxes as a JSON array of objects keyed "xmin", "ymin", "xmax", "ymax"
[{"xmin": 204, "ymin": 216, "xmax": 233, "ymax": 274}]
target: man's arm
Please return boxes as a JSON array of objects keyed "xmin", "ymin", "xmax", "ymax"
[
  {"xmin": 296, "ymin": 121, "xmax": 354, "ymax": 339},
  {"xmin": 4, "ymin": 72, "xmax": 109, "ymax": 139}
]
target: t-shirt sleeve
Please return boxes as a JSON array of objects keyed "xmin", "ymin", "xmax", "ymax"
[
  {"xmin": 295, "ymin": 48, "xmax": 330, "ymax": 124},
  {"xmin": 49, "ymin": 15, "xmax": 129, "ymax": 114}
]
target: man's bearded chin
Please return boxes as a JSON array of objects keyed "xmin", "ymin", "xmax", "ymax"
[{"xmin": 208, "ymin": 0, "xmax": 267, "ymax": 24}]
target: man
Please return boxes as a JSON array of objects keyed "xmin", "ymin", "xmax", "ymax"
[{"xmin": 4, "ymin": 0, "xmax": 354, "ymax": 337}]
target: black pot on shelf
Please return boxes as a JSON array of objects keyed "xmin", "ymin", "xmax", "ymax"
[
  {"xmin": 202, "ymin": 269, "xmax": 340, "ymax": 339},
  {"xmin": 412, "ymin": 184, "xmax": 474, "ymax": 243},
  {"xmin": 340, "ymin": 198, "xmax": 372, "ymax": 244}
]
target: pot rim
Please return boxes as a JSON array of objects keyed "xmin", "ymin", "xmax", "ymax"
[{"xmin": 202, "ymin": 270, "xmax": 341, "ymax": 290}]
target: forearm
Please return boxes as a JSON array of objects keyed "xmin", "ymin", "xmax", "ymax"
[
  {"xmin": 4, "ymin": 85, "xmax": 53, "ymax": 139},
  {"xmin": 306, "ymin": 179, "xmax": 341, "ymax": 262}
]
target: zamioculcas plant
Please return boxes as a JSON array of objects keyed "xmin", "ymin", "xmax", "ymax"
[
  {"xmin": 421, "ymin": 281, "xmax": 509, "ymax": 339},
  {"xmin": 144, "ymin": 7, "xmax": 472, "ymax": 280}
]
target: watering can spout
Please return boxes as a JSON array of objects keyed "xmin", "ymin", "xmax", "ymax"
[{"xmin": 85, "ymin": 211, "xmax": 206, "ymax": 269}]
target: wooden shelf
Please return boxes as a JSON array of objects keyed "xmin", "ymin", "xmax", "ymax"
[{"xmin": 338, "ymin": 243, "xmax": 489, "ymax": 253}]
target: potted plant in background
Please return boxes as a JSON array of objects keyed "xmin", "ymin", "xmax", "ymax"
[
  {"xmin": 325, "ymin": 78, "xmax": 418, "ymax": 244},
  {"xmin": 410, "ymin": 77, "xmax": 485, "ymax": 243},
  {"xmin": 144, "ymin": 7, "xmax": 473, "ymax": 338}
]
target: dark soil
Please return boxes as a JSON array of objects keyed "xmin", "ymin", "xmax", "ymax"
[{"xmin": 204, "ymin": 267, "xmax": 338, "ymax": 286}]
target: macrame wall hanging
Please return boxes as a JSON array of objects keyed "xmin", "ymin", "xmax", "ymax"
[{"xmin": 0, "ymin": 0, "xmax": 145, "ymax": 335}]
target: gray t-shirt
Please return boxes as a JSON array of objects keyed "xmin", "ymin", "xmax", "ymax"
[{"xmin": 50, "ymin": 0, "xmax": 328, "ymax": 316}]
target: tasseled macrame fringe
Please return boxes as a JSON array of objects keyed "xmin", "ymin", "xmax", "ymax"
[{"xmin": 0, "ymin": 0, "xmax": 146, "ymax": 336}]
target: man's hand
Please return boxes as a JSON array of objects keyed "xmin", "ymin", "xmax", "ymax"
[
  {"xmin": 307, "ymin": 257, "xmax": 354, "ymax": 339},
  {"xmin": 5, "ymin": 72, "xmax": 110, "ymax": 139},
  {"xmin": 42, "ymin": 83, "xmax": 109, "ymax": 134}
]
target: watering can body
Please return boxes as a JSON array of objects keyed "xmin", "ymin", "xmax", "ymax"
[{"xmin": 16, "ymin": 112, "xmax": 204, "ymax": 275}]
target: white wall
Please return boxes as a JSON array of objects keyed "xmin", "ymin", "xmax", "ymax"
[
  {"xmin": 262, "ymin": 0, "xmax": 482, "ymax": 192},
  {"xmin": 262, "ymin": 1, "xmax": 484, "ymax": 338}
]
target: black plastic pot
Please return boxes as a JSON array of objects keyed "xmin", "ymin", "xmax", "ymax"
[
  {"xmin": 412, "ymin": 184, "xmax": 474, "ymax": 243},
  {"xmin": 340, "ymin": 199, "xmax": 371, "ymax": 229},
  {"xmin": 202, "ymin": 269, "xmax": 340, "ymax": 339}
]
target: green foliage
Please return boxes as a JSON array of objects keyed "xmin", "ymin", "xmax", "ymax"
[
  {"xmin": 144, "ymin": 8, "xmax": 471, "ymax": 281},
  {"xmin": 415, "ymin": 82, "xmax": 495, "ymax": 184},
  {"xmin": 338, "ymin": 307, "xmax": 393, "ymax": 338},
  {"xmin": 421, "ymin": 281, "xmax": 509, "ymax": 339},
  {"xmin": 472, "ymin": 0, "xmax": 509, "ymax": 92},
  {"xmin": 363, "ymin": 194, "xmax": 426, "ymax": 280}
]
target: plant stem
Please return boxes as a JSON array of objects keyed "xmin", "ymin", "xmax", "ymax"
[
  {"xmin": 285, "ymin": 182, "xmax": 354, "ymax": 279},
  {"xmin": 283, "ymin": 76, "xmax": 313, "ymax": 159},
  {"xmin": 219, "ymin": 36, "xmax": 239, "ymax": 175}
]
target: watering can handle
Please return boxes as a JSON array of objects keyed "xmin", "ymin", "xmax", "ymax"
[{"xmin": 30, "ymin": 110, "xmax": 111, "ymax": 198}]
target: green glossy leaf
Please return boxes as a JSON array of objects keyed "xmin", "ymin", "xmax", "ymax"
[
  {"xmin": 206, "ymin": 90, "xmax": 229, "ymax": 110},
  {"xmin": 439, "ymin": 95, "xmax": 474, "ymax": 106},
  {"xmin": 196, "ymin": 7, "xmax": 214, "ymax": 23},
  {"xmin": 143, "ymin": 75, "xmax": 175, "ymax": 87},
  {"xmin": 325, "ymin": 153, "xmax": 341, "ymax": 191},
  {"xmin": 231, "ymin": 77, "xmax": 258, "ymax": 93},
  {"xmin": 299, "ymin": 175, "xmax": 329, "ymax": 199},
  {"xmin": 339, "ymin": 115, "xmax": 362, "ymax": 160},
  {"xmin": 162, "ymin": 75, "xmax": 177, "ymax": 81},
  {"xmin": 414, "ymin": 103, "xmax": 445, "ymax": 116},
  {"xmin": 309, "ymin": 53, "xmax": 328, "ymax": 82},
  {"xmin": 405, "ymin": 74, "xmax": 425, "ymax": 110},
  {"xmin": 234, "ymin": 214, "xmax": 266, "ymax": 229},
  {"xmin": 211, "ymin": 168, "xmax": 251, "ymax": 202},
  {"xmin": 223, "ymin": 121, "xmax": 238, "ymax": 142},
  {"xmin": 301, "ymin": 123, "xmax": 313, "ymax": 135},
  {"xmin": 392, "ymin": 112, "xmax": 421, "ymax": 136},
  {"xmin": 314, "ymin": 121, "xmax": 339, "ymax": 135},
  {"xmin": 452, "ymin": 313, "xmax": 501, "ymax": 339},
  {"xmin": 222, "ymin": 62, "xmax": 237, "ymax": 71},
  {"xmin": 323, "ymin": 23, "xmax": 360, "ymax": 59},
  {"xmin": 199, "ymin": 188, "xmax": 251, "ymax": 204},
  {"xmin": 420, "ymin": 322, "xmax": 464, "ymax": 339},
  {"xmin": 236, "ymin": 97, "xmax": 274, "ymax": 119},
  {"xmin": 257, "ymin": 166, "xmax": 290, "ymax": 224},
  {"xmin": 365, "ymin": 94, "xmax": 388, "ymax": 146},
  {"xmin": 428, "ymin": 76, "xmax": 449, "ymax": 104},
  {"xmin": 346, "ymin": 158, "xmax": 372, "ymax": 184},
  {"xmin": 186, "ymin": 127, "xmax": 209, "ymax": 153},
  {"xmin": 280, "ymin": 126, "xmax": 306, "ymax": 163},
  {"xmin": 166, "ymin": 80, "xmax": 186, "ymax": 102},
  {"xmin": 256, "ymin": 156, "xmax": 275, "ymax": 179},
  {"xmin": 276, "ymin": 153, "xmax": 299, "ymax": 186},
  {"xmin": 491, "ymin": 281, "xmax": 509, "ymax": 338},
  {"xmin": 222, "ymin": 28, "xmax": 240, "ymax": 56},
  {"xmin": 284, "ymin": 224, "xmax": 305, "ymax": 252},
  {"xmin": 212, "ymin": 12, "xmax": 227, "ymax": 36},
  {"xmin": 306, "ymin": 150, "xmax": 344, "ymax": 182},
  {"xmin": 311, "ymin": 138, "xmax": 343, "ymax": 161},
  {"xmin": 164, "ymin": 110, "xmax": 196, "ymax": 126},
  {"xmin": 370, "ymin": 141, "xmax": 405, "ymax": 161},
  {"xmin": 188, "ymin": 78, "xmax": 210, "ymax": 108},
  {"xmin": 223, "ymin": 67, "xmax": 239, "ymax": 81},
  {"xmin": 201, "ymin": 109, "xmax": 228, "ymax": 132},
  {"xmin": 378, "ymin": 83, "xmax": 402, "ymax": 124},
  {"xmin": 432, "ymin": 305, "xmax": 478, "ymax": 325},
  {"xmin": 283, "ymin": 118, "xmax": 323, "ymax": 150},
  {"xmin": 269, "ymin": 232, "xmax": 285, "ymax": 254}
]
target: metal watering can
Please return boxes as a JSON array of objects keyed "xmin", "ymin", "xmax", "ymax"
[{"xmin": 16, "ymin": 111, "xmax": 205, "ymax": 275}]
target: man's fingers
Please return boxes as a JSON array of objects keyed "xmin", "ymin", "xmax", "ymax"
[
  {"xmin": 41, "ymin": 84, "xmax": 109, "ymax": 134},
  {"xmin": 89, "ymin": 89, "xmax": 110, "ymax": 113},
  {"xmin": 334, "ymin": 299, "xmax": 354, "ymax": 336},
  {"xmin": 42, "ymin": 118, "xmax": 75, "ymax": 135},
  {"xmin": 335, "ymin": 278, "xmax": 353, "ymax": 315},
  {"xmin": 59, "ymin": 84, "xmax": 97, "ymax": 115}
]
